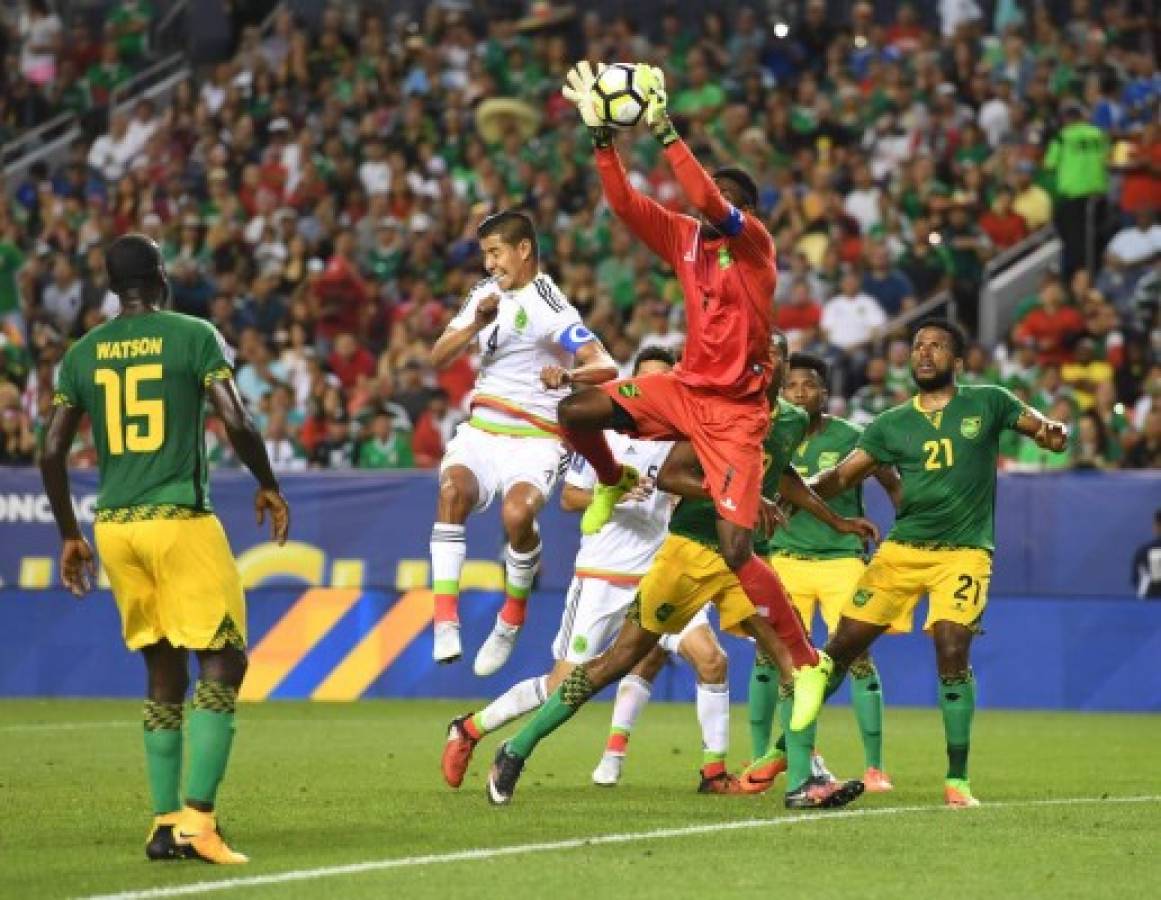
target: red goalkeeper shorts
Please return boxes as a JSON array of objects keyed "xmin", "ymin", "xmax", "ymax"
[{"xmin": 600, "ymin": 372, "xmax": 768, "ymax": 529}]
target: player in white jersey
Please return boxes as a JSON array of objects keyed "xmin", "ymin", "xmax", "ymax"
[
  {"xmin": 429, "ymin": 210, "xmax": 617, "ymax": 672},
  {"xmin": 441, "ymin": 350, "xmax": 740, "ymax": 795}
]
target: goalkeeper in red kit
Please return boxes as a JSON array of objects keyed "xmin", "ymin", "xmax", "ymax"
[{"xmin": 556, "ymin": 62, "xmax": 833, "ymax": 727}]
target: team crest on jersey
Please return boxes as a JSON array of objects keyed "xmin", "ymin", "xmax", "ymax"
[
  {"xmin": 619, "ymin": 383, "xmax": 641, "ymax": 398},
  {"xmin": 818, "ymin": 451, "xmax": 840, "ymax": 469},
  {"xmin": 717, "ymin": 247, "xmax": 733, "ymax": 269},
  {"xmin": 514, "ymin": 306, "xmax": 529, "ymax": 332},
  {"xmin": 571, "ymin": 635, "xmax": 589, "ymax": 655},
  {"xmin": 960, "ymin": 416, "xmax": 982, "ymax": 439},
  {"xmin": 852, "ymin": 588, "xmax": 872, "ymax": 608},
  {"xmin": 654, "ymin": 603, "xmax": 675, "ymax": 623}
]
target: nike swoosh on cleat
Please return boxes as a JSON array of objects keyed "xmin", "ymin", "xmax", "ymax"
[
  {"xmin": 176, "ymin": 831, "xmax": 202, "ymax": 841},
  {"xmin": 486, "ymin": 778, "xmax": 508, "ymax": 806}
]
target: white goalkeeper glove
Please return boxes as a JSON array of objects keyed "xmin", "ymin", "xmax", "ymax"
[{"xmin": 562, "ymin": 61, "xmax": 606, "ymax": 128}]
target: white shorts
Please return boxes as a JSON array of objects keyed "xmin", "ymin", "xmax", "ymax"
[
  {"xmin": 552, "ymin": 576, "xmax": 712, "ymax": 664},
  {"xmin": 440, "ymin": 423, "xmax": 566, "ymax": 512}
]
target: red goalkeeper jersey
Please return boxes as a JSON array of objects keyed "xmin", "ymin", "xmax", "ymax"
[{"xmin": 596, "ymin": 141, "xmax": 777, "ymax": 399}]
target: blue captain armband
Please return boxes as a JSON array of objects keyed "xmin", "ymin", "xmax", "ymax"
[
  {"xmin": 558, "ymin": 323, "xmax": 596, "ymax": 352},
  {"xmin": 716, "ymin": 205, "xmax": 744, "ymax": 237}
]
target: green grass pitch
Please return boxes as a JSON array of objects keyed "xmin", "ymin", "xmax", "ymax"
[{"xmin": 2, "ymin": 699, "xmax": 1159, "ymax": 899}]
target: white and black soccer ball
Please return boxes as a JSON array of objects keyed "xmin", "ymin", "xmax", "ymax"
[{"xmin": 591, "ymin": 63, "xmax": 648, "ymax": 129}]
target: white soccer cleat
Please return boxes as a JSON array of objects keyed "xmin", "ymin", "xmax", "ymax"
[
  {"xmin": 473, "ymin": 619, "xmax": 520, "ymax": 677},
  {"xmin": 592, "ymin": 753, "xmax": 624, "ymax": 786},
  {"xmin": 811, "ymin": 752, "xmax": 836, "ymax": 784},
  {"xmin": 433, "ymin": 621, "xmax": 462, "ymax": 664}
]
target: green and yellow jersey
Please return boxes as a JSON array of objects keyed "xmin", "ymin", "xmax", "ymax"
[
  {"xmin": 769, "ymin": 415, "xmax": 865, "ymax": 560},
  {"xmin": 53, "ymin": 311, "xmax": 233, "ymax": 518},
  {"xmin": 857, "ymin": 384, "xmax": 1023, "ymax": 552},
  {"xmin": 670, "ymin": 398, "xmax": 810, "ymax": 551}
]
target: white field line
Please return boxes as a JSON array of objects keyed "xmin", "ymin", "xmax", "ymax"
[
  {"xmin": 0, "ymin": 718, "xmax": 402, "ymax": 734},
  {"xmin": 78, "ymin": 795, "xmax": 1161, "ymax": 900}
]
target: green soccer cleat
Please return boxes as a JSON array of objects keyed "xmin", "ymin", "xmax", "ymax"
[
  {"xmin": 944, "ymin": 778, "xmax": 981, "ymax": 808},
  {"xmin": 790, "ymin": 651, "xmax": 833, "ymax": 732},
  {"xmin": 580, "ymin": 465, "xmax": 640, "ymax": 536}
]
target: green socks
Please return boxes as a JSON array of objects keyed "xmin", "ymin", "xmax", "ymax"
[
  {"xmin": 508, "ymin": 668, "xmax": 594, "ymax": 760},
  {"xmin": 143, "ymin": 700, "xmax": 183, "ymax": 815},
  {"xmin": 186, "ymin": 680, "xmax": 238, "ymax": 806},
  {"xmin": 850, "ymin": 658, "xmax": 885, "ymax": 770},
  {"xmin": 939, "ymin": 670, "xmax": 976, "ymax": 780},
  {"xmin": 778, "ymin": 684, "xmax": 817, "ymax": 790},
  {"xmin": 748, "ymin": 656, "xmax": 780, "ymax": 759}
]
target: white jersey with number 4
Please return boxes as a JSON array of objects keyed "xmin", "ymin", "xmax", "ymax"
[
  {"xmin": 450, "ymin": 273, "xmax": 591, "ymax": 430},
  {"xmin": 566, "ymin": 433, "xmax": 675, "ymax": 579}
]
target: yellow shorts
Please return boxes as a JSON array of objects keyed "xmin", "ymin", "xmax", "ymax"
[
  {"xmin": 638, "ymin": 534, "xmax": 755, "ymax": 637},
  {"xmin": 770, "ymin": 555, "xmax": 880, "ymax": 633},
  {"xmin": 842, "ymin": 541, "xmax": 992, "ymax": 633},
  {"xmin": 95, "ymin": 514, "xmax": 246, "ymax": 651}
]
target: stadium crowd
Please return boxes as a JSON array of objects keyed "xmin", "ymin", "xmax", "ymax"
[{"xmin": 0, "ymin": 0, "xmax": 1158, "ymax": 472}]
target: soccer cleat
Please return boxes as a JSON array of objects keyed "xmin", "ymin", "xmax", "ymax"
[
  {"xmin": 697, "ymin": 768, "xmax": 748, "ymax": 795},
  {"xmin": 441, "ymin": 715, "xmax": 479, "ymax": 789},
  {"xmin": 486, "ymin": 743, "xmax": 526, "ymax": 806},
  {"xmin": 738, "ymin": 750, "xmax": 787, "ymax": 794},
  {"xmin": 811, "ymin": 752, "xmax": 836, "ymax": 784},
  {"xmin": 863, "ymin": 767, "xmax": 895, "ymax": 793},
  {"xmin": 580, "ymin": 465, "xmax": 639, "ymax": 535},
  {"xmin": 790, "ymin": 650, "xmax": 834, "ymax": 731},
  {"xmin": 784, "ymin": 776, "xmax": 865, "ymax": 810},
  {"xmin": 173, "ymin": 807, "xmax": 248, "ymax": 864},
  {"xmin": 433, "ymin": 621, "xmax": 462, "ymax": 664},
  {"xmin": 592, "ymin": 753, "xmax": 624, "ymax": 787},
  {"xmin": 944, "ymin": 778, "xmax": 981, "ymax": 808},
  {"xmin": 473, "ymin": 618, "xmax": 520, "ymax": 677},
  {"xmin": 145, "ymin": 812, "xmax": 192, "ymax": 861}
]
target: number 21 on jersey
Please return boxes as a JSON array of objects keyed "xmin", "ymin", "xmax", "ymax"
[
  {"xmin": 923, "ymin": 438, "xmax": 954, "ymax": 471},
  {"xmin": 94, "ymin": 364, "xmax": 165, "ymax": 454}
]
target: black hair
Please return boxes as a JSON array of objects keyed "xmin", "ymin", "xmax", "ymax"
[
  {"xmin": 633, "ymin": 346, "xmax": 677, "ymax": 374},
  {"xmin": 713, "ymin": 166, "xmax": 759, "ymax": 211},
  {"xmin": 477, "ymin": 209, "xmax": 538, "ymax": 261},
  {"xmin": 788, "ymin": 351, "xmax": 829, "ymax": 385},
  {"xmin": 105, "ymin": 233, "xmax": 166, "ymax": 300},
  {"xmin": 913, "ymin": 317, "xmax": 968, "ymax": 358},
  {"xmin": 771, "ymin": 328, "xmax": 788, "ymax": 359}
]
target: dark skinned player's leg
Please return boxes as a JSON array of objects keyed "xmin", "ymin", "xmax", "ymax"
[
  {"xmin": 184, "ymin": 646, "xmax": 248, "ymax": 813},
  {"xmin": 505, "ymin": 619, "xmax": 662, "ymax": 760},
  {"xmin": 142, "ymin": 641, "xmax": 190, "ymax": 818},
  {"xmin": 932, "ymin": 620, "xmax": 976, "ymax": 788},
  {"xmin": 558, "ymin": 387, "xmax": 625, "ymax": 485}
]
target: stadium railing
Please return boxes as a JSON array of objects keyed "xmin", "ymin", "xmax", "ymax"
[{"xmin": 978, "ymin": 226, "xmax": 1061, "ymax": 345}]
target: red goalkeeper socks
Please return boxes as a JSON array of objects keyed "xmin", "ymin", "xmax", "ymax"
[{"xmin": 735, "ymin": 556, "xmax": 819, "ymax": 669}]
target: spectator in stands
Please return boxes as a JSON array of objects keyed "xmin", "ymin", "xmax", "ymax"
[
  {"xmin": 1073, "ymin": 410, "xmax": 1115, "ymax": 469},
  {"xmin": 356, "ymin": 409, "xmax": 414, "ymax": 470},
  {"xmin": 0, "ymin": 383, "xmax": 35, "ymax": 465},
  {"xmin": 1124, "ymin": 407, "xmax": 1161, "ymax": 469},
  {"xmin": 1046, "ymin": 101, "xmax": 1111, "ymax": 278},
  {"xmin": 235, "ymin": 329, "xmax": 288, "ymax": 409},
  {"xmin": 311, "ymin": 412, "xmax": 355, "ymax": 470},
  {"xmin": 862, "ymin": 241, "xmax": 916, "ymax": 317},
  {"xmin": 1106, "ymin": 208, "xmax": 1161, "ymax": 273},
  {"xmin": 776, "ymin": 279, "xmax": 823, "ymax": 349},
  {"xmin": 264, "ymin": 410, "xmax": 308, "ymax": 473},
  {"xmin": 849, "ymin": 357, "xmax": 895, "ymax": 425},
  {"xmin": 1131, "ymin": 509, "xmax": 1161, "ymax": 599},
  {"xmin": 18, "ymin": 0, "xmax": 62, "ymax": 88},
  {"xmin": 39, "ymin": 254, "xmax": 83, "ymax": 336},
  {"xmin": 821, "ymin": 265, "xmax": 886, "ymax": 356},
  {"xmin": 979, "ymin": 185, "xmax": 1030, "ymax": 250},
  {"xmin": 1010, "ymin": 159, "xmax": 1053, "ymax": 231},
  {"xmin": 1018, "ymin": 273, "xmax": 1086, "ymax": 366},
  {"xmin": 327, "ymin": 332, "xmax": 376, "ymax": 392},
  {"xmin": 412, "ymin": 388, "xmax": 464, "ymax": 469}
]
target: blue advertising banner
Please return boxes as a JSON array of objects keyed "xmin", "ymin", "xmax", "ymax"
[
  {"xmin": 1, "ymin": 469, "xmax": 1156, "ymax": 596},
  {"xmin": 4, "ymin": 586, "xmax": 1160, "ymax": 710}
]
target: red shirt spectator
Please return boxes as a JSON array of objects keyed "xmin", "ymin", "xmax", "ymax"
[
  {"xmin": 327, "ymin": 333, "xmax": 376, "ymax": 390},
  {"xmin": 979, "ymin": 188, "xmax": 1029, "ymax": 249},
  {"xmin": 775, "ymin": 280, "xmax": 823, "ymax": 340},
  {"xmin": 1017, "ymin": 279, "xmax": 1085, "ymax": 366},
  {"xmin": 315, "ymin": 232, "xmax": 372, "ymax": 340}
]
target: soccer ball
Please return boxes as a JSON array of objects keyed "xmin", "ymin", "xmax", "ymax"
[{"xmin": 591, "ymin": 64, "xmax": 648, "ymax": 128}]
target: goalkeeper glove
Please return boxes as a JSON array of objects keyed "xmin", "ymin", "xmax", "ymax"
[
  {"xmin": 636, "ymin": 65, "xmax": 679, "ymax": 147},
  {"xmin": 562, "ymin": 61, "xmax": 615, "ymax": 149}
]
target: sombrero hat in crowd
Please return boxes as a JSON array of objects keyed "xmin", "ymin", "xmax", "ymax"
[
  {"xmin": 515, "ymin": 1, "xmax": 575, "ymax": 32},
  {"xmin": 476, "ymin": 97, "xmax": 542, "ymax": 143}
]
